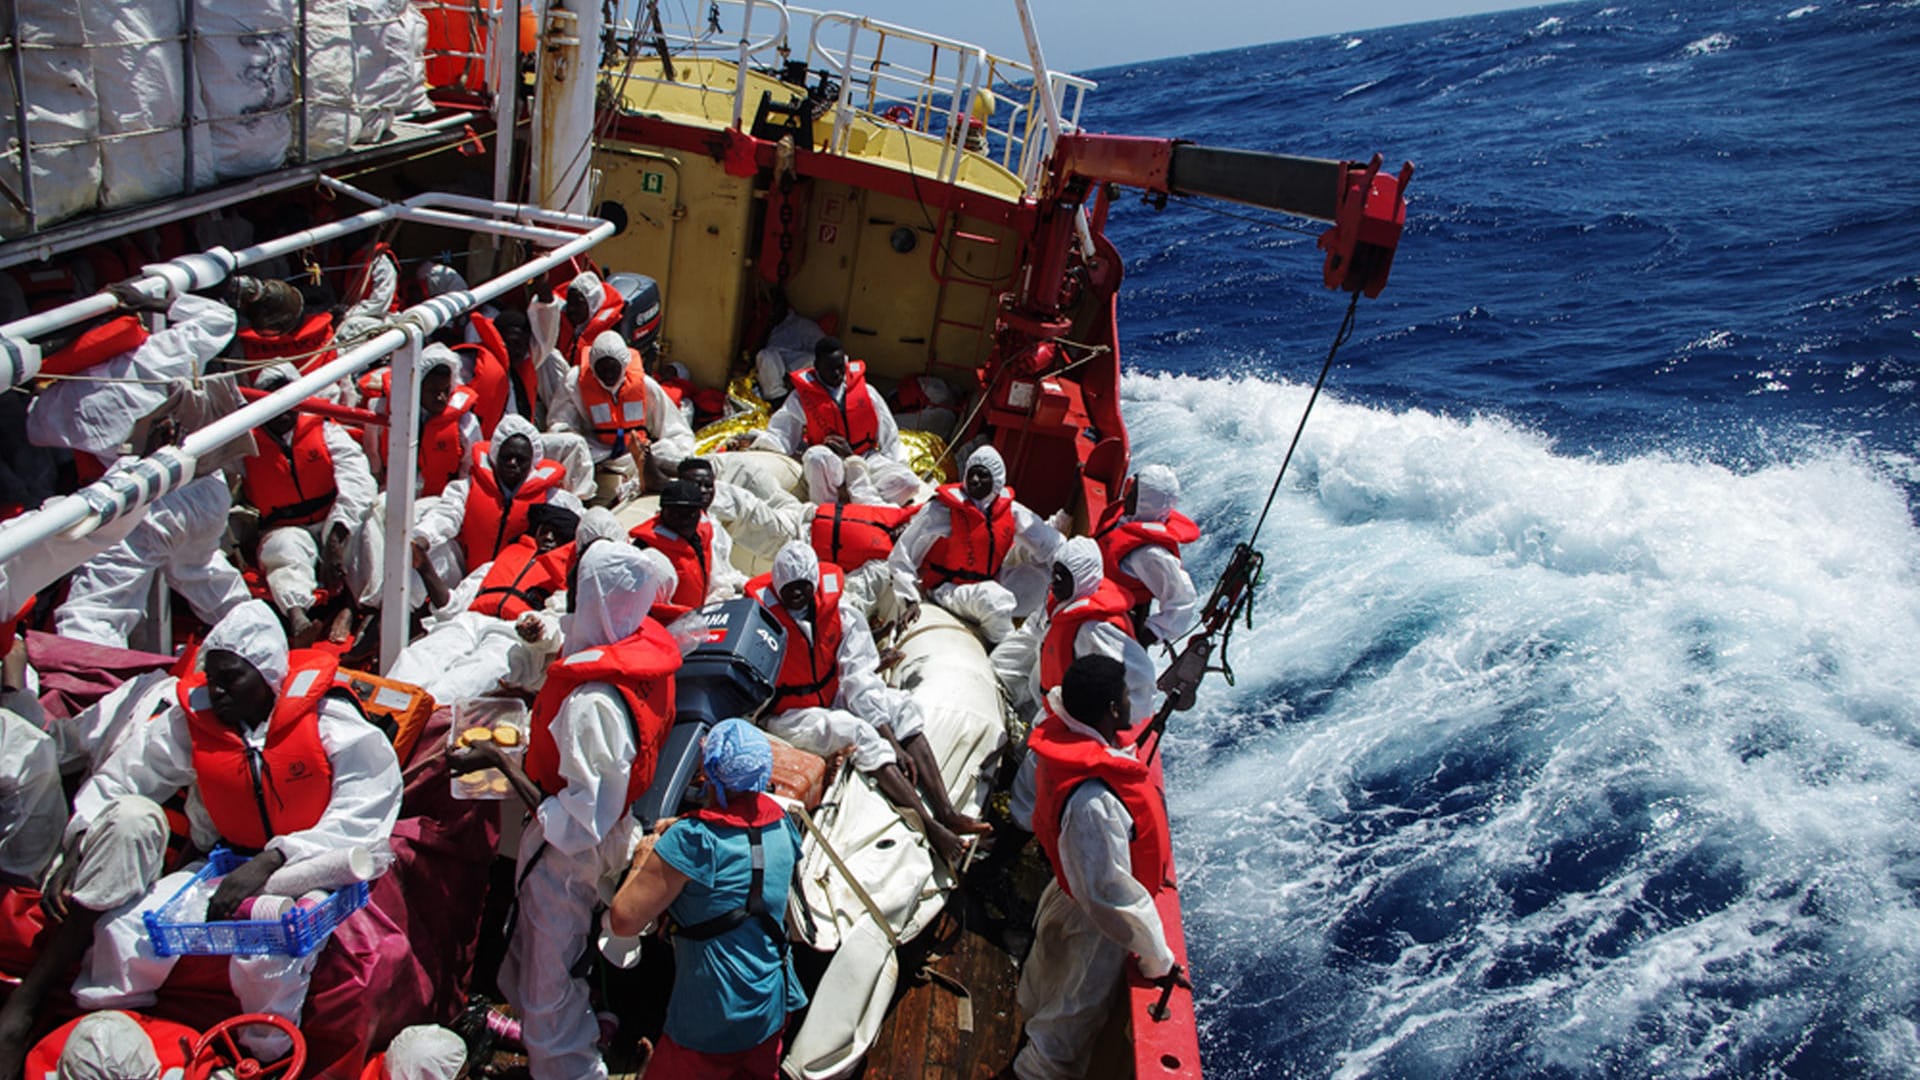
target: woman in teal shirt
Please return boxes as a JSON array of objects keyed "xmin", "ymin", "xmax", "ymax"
[{"xmin": 610, "ymin": 718, "xmax": 807, "ymax": 1078}]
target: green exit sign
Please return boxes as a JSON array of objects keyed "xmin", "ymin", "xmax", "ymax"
[{"xmin": 641, "ymin": 171, "xmax": 665, "ymax": 194}]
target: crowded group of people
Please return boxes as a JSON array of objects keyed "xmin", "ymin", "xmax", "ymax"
[{"xmin": 0, "ymin": 228, "xmax": 1208, "ymax": 1080}]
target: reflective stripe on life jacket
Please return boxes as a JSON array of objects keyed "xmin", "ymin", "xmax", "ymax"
[
  {"xmin": 919, "ymin": 484, "xmax": 1016, "ymax": 591},
  {"xmin": 577, "ymin": 356, "xmax": 652, "ymax": 449},
  {"xmin": 178, "ymin": 650, "xmax": 342, "ymax": 852},
  {"xmin": 808, "ymin": 502, "xmax": 912, "ymax": 570},
  {"xmin": 629, "ymin": 516, "xmax": 714, "ymax": 614},
  {"xmin": 1037, "ymin": 578, "xmax": 1137, "ymax": 693},
  {"xmin": 459, "ymin": 445, "xmax": 566, "ymax": 570},
  {"xmin": 746, "ymin": 565, "xmax": 846, "ymax": 713},
  {"xmin": 1028, "ymin": 706, "xmax": 1172, "ymax": 899},
  {"xmin": 789, "ymin": 362, "xmax": 879, "ymax": 454},
  {"xmin": 525, "ymin": 619, "xmax": 683, "ymax": 804},
  {"xmin": 469, "ymin": 534, "xmax": 570, "ymax": 619},
  {"xmin": 241, "ymin": 413, "xmax": 337, "ymax": 529},
  {"xmin": 1096, "ymin": 511, "xmax": 1201, "ymax": 608}
]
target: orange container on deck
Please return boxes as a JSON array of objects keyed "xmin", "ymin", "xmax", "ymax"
[{"xmin": 421, "ymin": 0, "xmax": 536, "ymax": 89}]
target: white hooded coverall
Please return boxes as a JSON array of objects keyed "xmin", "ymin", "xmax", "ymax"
[
  {"xmin": 500, "ymin": 544, "xmax": 678, "ymax": 1080},
  {"xmin": 59, "ymin": 602, "xmax": 403, "ymax": 1059},
  {"xmin": 749, "ymin": 373, "xmax": 923, "ymax": 505},
  {"xmin": 888, "ymin": 446, "xmax": 1062, "ymax": 644},
  {"xmin": 1013, "ymin": 689, "xmax": 1175, "ymax": 1080},
  {"xmin": 756, "ymin": 544, "xmax": 922, "ymax": 773}
]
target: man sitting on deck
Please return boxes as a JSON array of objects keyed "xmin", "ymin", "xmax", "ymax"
[
  {"xmin": 629, "ymin": 479, "xmax": 747, "ymax": 619},
  {"xmin": 751, "ymin": 542, "xmax": 987, "ymax": 866},
  {"xmin": 736, "ymin": 338, "xmax": 923, "ymax": 505},
  {"xmin": 888, "ymin": 445, "xmax": 1061, "ymax": 644},
  {"xmin": 547, "ymin": 330, "xmax": 695, "ymax": 502},
  {"xmin": 608, "ymin": 719, "xmax": 807, "ymax": 1079},
  {"xmin": 1013, "ymin": 654, "xmax": 1183, "ymax": 1080}
]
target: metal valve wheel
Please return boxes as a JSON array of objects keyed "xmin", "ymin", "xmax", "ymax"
[{"xmin": 185, "ymin": 1013, "xmax": 306, "ymax": 1080}]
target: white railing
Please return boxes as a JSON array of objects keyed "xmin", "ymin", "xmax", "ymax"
[{"xmin": 594, "ymin": 0, "xmax": 1095, "ymax": 196}]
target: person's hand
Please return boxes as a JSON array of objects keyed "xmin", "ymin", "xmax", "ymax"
[
  {"xmin": 448, "ymin": 740, "xmax": 503, "ymax": 776},
  {"xmin": 322, "ymin": 524, "xmax": 351, "ymax": 581},
  {"xmin": 725, "ymin": 433, "xmax": 755, "ymax": 452},
  {"xmin": 38, "ymin": 840, "xmax": 81, "ymax": 923},
  {"xmin": 613, "ymin": 477, "xmax": 643, "ymax": 504},
  {"xmin": 207, "ymin": 849, "xmax": 288, "ymax": 921},
  {"xmin": 822, "ymin": 435, "xmax": 855, "ymax": 458},
  {"xmin": 108, "ymin": 279, "xmax": 172, "ymax": 313},
  {"xmin": 901, "ymin": 599, "xmax": 922, "ymax": 629},
  {"xmin": 876, "ymin": 646, "xmax": 905, "ymax": 674},
  {"xmin": 515, "ymin": 614, "xmax": 546, "ymax": 643},
  {"xmin": 626, "ymin": 430, "xmax": 653, "ymax": 458}
]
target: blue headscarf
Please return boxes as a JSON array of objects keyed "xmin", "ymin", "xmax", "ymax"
[{"xmin": 703, "ymin": 718, "xmax": 773, "ymax": 807}]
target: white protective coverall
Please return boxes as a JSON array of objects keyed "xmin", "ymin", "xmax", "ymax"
[
  {"xmin": 702, "ymin": 454, "xmax": 808, "ymax": 565},
  {"xmin": 249, "ymin": 364, "xmax": 380, "ymax": 617},
  {"xmin": 753, "ymin": 309, "xmax": 826, "ymax": 401},
  {"xmin": 0, "ymin": 702, "xmax": 64, "ymax": 887},
  {"xmin": 387, "ymin": 490, "xmax": 584, "ymax": 705},
  {"xmin": 888, "ymin": 446, "xmax": 1062, "ymax": 643},
  {"xmin": 640, "ymin": 512, "xmax": 748, "ymax": 606},
  {"xmin": 1003, "ymin": 538, "xmax": 1158, "ymax": 830},
  {"xmin": 62, "ymin": 602, "xmax": 402, "ymax": 1058},
  {"xmin": 1109, "ymin": 464, "xmax": 1200, "ymax": 643},
  {"xmin": 51, "ymin": 1009, "xmax": 165, "ymax": 1080},
  {"xmin": 500, "ymin": 543, "xmax": 677, "ymax": 1080},
  {"xmin": 544, "ymin": 332, "xmax": 696, "ymax": 477},
  {"xmin": 404, "ymin": 413, "xmax": 555, "ymax": 584},
  {"xmin": 52, "ymin": 473, "xmax": 250, "ymax": 649},
  {"xmin": 379, "ymin": 1023, "xmax": 469, "ymax": 1080},
  {"xmin": 757, "ymin": 543, "xmax": 922, "ymax": 773},
  {"xmin": 994, "ymin": 536, "xmax": 1158, "ymax": 724},
  {"xmin": 749, "ymin": 371, "xmax": 922, "ymax": 505},
  {"xmin": 25, "ymin": 294, "xmax": 235, "ymax": 461},
  {"xmin": 526, "ymin": 272, "xmax": 605, "ymax": 419},
  {"xmin": 493, "ymin": 508, "xmax": 626, "ymax": 696},
  {"xmin": 1013, "ymin": 688, "xmax": 1175, "ymax": 1080}
]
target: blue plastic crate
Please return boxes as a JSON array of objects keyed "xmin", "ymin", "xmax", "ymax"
[{"xmin": 142, "ymin": 848, "xmax": 369, "ymax": 958}]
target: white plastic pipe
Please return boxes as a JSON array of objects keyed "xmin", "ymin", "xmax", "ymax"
[{"xmin": 379, "ymin": 331, "xmax": 421, "ymax": 672}]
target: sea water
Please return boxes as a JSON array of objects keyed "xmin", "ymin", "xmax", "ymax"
[{"xmin": 1085, "ymin": 0, "xmax": 1920, "ymax": 1075}]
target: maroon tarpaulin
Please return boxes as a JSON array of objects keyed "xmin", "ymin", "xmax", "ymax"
[{"xmin": 25, "ymin": 630, "xmax": 176, "ymax": 721}]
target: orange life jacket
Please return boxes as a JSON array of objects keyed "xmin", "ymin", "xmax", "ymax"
[
  {"xmin": 1028, "ymin": 706, "xmax": 1172, "ymax": 899},
  {"xmin": 919, "ymin": 484, "xmax": 1017, "ymax": 591},
  {"xmin": 576, "ymin": 356, "xmax": 652, "ymax": 450},
  {"xmin": 24, "ymin": 1012, "xmax": 198, "ymax": 1080},
  {"xmin": 1096, "ymin": 511, "xmax": 1201, "ymax": 608},
  {"xmin": 746, "ymin": 564, "xmax": 847, "ymax": 713},
  {"xmin": 458, "ymin": 340, "xmax": 510, "ymax": 437},
  {"xmin": 789, "ymin": 361, "xmax": 880, "ymax": 454},
  {"xmin": 525, "ymin": 619, "xmax": 683, "ymax": 804},
  {"xmin": 561, "ymin": 288, "xmax": 626, "ymax": 366},
  {"xmin": 237, "ymin": 311, "xmax": 337, "ymax": 374},
  {"xmin": 459, "ymin": 446, "xmax": 567, "ymax": 570},
  {"xmin": 40, "ymin": 315, "xmax": 148, "ymax": 377},
  {"xmin": 809, "ymin": 502, "xmax": 912, "ymax": 570},
  {"xmin": 1038, "ymin": 579, "xmax": 1137, "ymax": 693},
  {"xmin": 178, "ymin": 650, "xmax": 343, "ymax": 852},
  {"xmin": 470, "ymin": 311, "xmax": 538, "ymax": 424},
  {"xmin": 628, "ymin": 516, "xmax": 714, "ymax": 617},
  {"xmin": 241, "ymin": 413, "xmax": 336, "ymax": 529},
  {"xmin": 356, "ymin": 368, "xmax": 477, "ymax": 497},
  {"xmin": 469, "ymin": 534, "xmax": 570, "ymax": 620}
]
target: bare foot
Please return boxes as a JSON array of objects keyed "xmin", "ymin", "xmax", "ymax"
[
  {"xmin": 287, "ymin": 609, "xmax": 318, "ymax": 647},
  {"xmin": 942, "ymin": 811, "xmax": 993, "ymax": 837},
  {"xmin": 327, "ymin": 607, "xmax": 355, "ymax": 644},
  {"xmin": 928, "ymin": 821, "xmax": 965, "ymax": 868}
]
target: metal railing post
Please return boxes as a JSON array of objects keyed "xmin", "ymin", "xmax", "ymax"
[
  {"xmin": 378, "ymin": 328, "xmax": 421, "ymax": 672},
  {"xmin": 729, "ymin": 0, "xmax": 756, "ymax": 132},
  {"xmin": 8, "ymin": 4, "xmax": 37, "ymax": 231}
]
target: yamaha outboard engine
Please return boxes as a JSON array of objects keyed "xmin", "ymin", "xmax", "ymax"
[
  {"xmin": 606, "ymin": 272, "xmax": 662, "ymax": 355},
  {"xmin": 630, "ymin": 596, "xmax": 788, "ymax": 825}
]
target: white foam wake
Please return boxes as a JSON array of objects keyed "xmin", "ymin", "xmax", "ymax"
[{"xmin": 1123, "ymin": 371, "xmax": 1920, "ymax": 1076}]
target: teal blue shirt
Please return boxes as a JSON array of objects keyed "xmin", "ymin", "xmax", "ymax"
[{"xmin": 655, "ymin": 811, "xmax": 808, "ymax": 1053}]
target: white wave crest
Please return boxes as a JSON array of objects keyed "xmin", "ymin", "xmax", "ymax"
[
  {"xmin": 1124, "ymin": 371, "xmax": 1920, "ymax": 1076},
  {"xmin": 1685, "ymin": 32, "xmax": 1736, "ymax": 56},
  {"xmin": 1786, "ymin": 4, "xmax": 1820, "ymax": 18}
]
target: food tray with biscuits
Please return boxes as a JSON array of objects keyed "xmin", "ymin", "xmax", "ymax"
[{"xmin": 446, "ymin": 697, "xmax": 530, "ymax": 800}]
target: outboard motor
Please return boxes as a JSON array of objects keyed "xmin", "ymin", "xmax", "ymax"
[
  {"xmin": 630, "ymin": 596, "xmax": 788, "ymax": 825},
  {"xmin": 605, "ymin": 272, "xmax": 662, "ymax": 354}
]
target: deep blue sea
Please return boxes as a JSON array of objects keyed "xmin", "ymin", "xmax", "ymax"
[{"xmin": 1084, "ymin": 1, "xmax": 1920, "ymax": 1076}]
